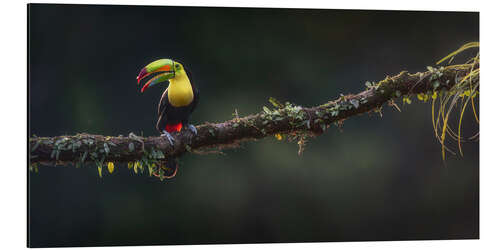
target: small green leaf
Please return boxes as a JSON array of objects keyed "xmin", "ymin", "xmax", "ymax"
[
  {"xmin": 31, "ymin": 140, "xmax": 41, "ymax": 152},
  {"xmin": 103, "ymin": 143, "xmax": 110, "ymax": 155},
  {"xmin": 128, "ymin": 143, "xmax": 135, "ymax": 152},
  {"xmin": 81, "ymin": 151, "xmax": 88, "ymax": 163},
  {"xmin": 263, "ymin": 106, "xmax": 271, "ymax": 114},
  {"xmin": 148, "ymin": 164, "xmax": 153, "ymax": 177},
  {"xmin": 432, "ymin": 80, "xmax": 440, "ymax": 89},
  {"xmin": 133, "ymin": 161, "xmax": 139, "ymax": 174},
  {"xmin": 269, "ymin": 97, "xmax": 284, "ymax": 108},
  {"xmin": 156, "ymin": 151, "xmax": 165, "ymax": 159}
]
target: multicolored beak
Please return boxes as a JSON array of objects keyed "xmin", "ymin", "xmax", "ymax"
[{"xmin": 136, "ymin": 59, "xmax": 176, "ymax": 92}]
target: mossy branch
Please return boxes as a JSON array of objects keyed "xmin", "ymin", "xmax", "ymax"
[{"xmin": 29, "ymin": 63, "xmax": 478, "ymax": 167}]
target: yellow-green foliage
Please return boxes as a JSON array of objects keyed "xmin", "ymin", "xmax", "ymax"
[
  {"xmin": 107, "ymin": 162, "xmax": 114, "ymax": 174},
  {"xmin": 433, "ymin": 42, "xmax": 479, "ymax": 160},
  {"xmin": 403, "ymin": 96, "xmax": 412, "ymax": 105}
]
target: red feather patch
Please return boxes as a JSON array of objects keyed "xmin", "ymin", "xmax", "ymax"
[{"xmin": 165, "ymin": 123, "xmax": 182, "ymax": 133}]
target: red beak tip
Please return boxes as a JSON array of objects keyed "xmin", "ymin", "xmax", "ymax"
[{"xmin": 140, "ymin": 83, "xmax": 150, "ymax": 93}]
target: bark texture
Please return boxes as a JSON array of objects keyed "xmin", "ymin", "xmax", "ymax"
[{"xmin": 29, "ymin": 64, "xmax": 477, "ymax": 166}]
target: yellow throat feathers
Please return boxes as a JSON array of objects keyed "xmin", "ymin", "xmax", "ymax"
[{"xmin": 167, "ymin": 71, "xmax": 194, "ymax": 107}]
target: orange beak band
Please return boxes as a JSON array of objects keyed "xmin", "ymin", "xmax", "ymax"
[{"xmin": 136, "ymin": 64, "xmax": 171, "ymax": 84}]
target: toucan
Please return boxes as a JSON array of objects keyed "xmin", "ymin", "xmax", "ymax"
[{"xmin": 136, "ymin": 59, "xmax": 199, "ymax": 178}]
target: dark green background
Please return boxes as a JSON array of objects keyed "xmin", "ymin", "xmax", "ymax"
[{"xmin": 28, "ymin": 4, "xmax": 479, "ymax": 247}]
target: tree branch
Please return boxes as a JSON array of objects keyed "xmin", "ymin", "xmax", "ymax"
[{"xmin": 29, "ymin": 63, "xmax": 478, "ymax": 166}]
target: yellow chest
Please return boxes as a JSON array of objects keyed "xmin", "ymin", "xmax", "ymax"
[{"xmin": 167, "ymin": 74, "xmax": 194, "ymax": 107}]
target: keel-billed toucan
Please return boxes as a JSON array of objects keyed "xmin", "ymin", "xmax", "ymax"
[{"xmin": 137, "ymin": 59, "xmax": 199, "ymax": 178}]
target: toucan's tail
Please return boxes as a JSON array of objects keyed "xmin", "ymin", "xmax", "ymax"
[{"xmin": 153, "ymin": 158, "xmax": 178, "ymax": 180}]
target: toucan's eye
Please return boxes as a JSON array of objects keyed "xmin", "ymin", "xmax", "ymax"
[{"xmin": 175, "ymin": 64, "xmax": 180, "ymax": 69}]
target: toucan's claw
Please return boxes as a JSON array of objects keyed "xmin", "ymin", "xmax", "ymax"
[
  {"xmin": 187, "ymin": 124, "xmax": 197, "ymax": 135},
  {"xmin": 161, "ymin": 130, "xmax": 175, "ymax": 145}
]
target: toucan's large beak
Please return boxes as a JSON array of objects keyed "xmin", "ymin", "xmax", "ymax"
[{"xmin": 136, "ymin": 59, "xmax": 175, "ymax": 92}]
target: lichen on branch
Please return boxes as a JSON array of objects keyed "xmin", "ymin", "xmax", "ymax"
[{"xmin": 29, "ymin": 62, "xmax": 478, "ymax": 170}]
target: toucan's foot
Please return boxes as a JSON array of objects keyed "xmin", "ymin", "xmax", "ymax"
[
  {"xmin": 187, "ymin": 124, "xmax": 197, "ymax": 135},
  {"xmin": 161, "ymin": 130, "xmax": 175, "ymax": 145}
]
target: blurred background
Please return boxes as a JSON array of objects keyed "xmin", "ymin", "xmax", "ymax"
[{"xmin": 28, "ymin": 4, "xmax": 479, "ymax": 247}]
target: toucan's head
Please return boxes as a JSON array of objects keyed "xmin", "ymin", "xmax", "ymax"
[{"xmin": 136, "ymin": 59, "xmax": 185, "ymax": 92}]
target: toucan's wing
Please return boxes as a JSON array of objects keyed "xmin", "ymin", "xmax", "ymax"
[{"xmin": 156, "ymin": 89, "xmax": 170, "ymax": 132}]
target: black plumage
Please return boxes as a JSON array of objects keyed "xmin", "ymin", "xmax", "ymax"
[{"xmin": 155, "ymin": 69, "xmax": 199, "ymax": 133}]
